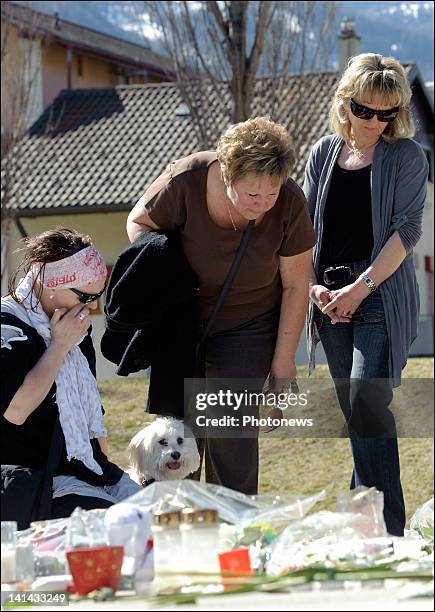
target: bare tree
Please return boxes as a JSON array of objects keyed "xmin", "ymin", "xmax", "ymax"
[
  {"xmin": 137, "ymin": 1, "xmax": 337, "ymax": 148},
  {"xmin": 1, "ymin": 1, "xmax": 47, "ymax": 286}
]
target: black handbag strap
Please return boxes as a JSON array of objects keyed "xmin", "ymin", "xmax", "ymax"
[{"xmin": 199, "ymin": 219, "xmax": 255, "ymax": 344}]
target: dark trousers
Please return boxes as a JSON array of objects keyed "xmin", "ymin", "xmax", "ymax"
[
  {"xmin": 190, "ymin": 307, "xmax": 280, "ymax": 495},
  {"xmin": 314, "ymin": 282, "xmax": 406, "ymax": 536},
  {"xmin": 51, "ymin": 494, "xmax": 113, "ymax": 519}
]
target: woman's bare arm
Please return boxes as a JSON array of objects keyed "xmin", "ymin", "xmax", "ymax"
[{"xmin": 126, "ymin": 194, "xmax": 161, "ymax": 242}]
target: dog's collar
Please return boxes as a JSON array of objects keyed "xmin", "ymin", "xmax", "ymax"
[{"xmin": 141, "ymin": 477, "xmax": 156, "ymax": 488}]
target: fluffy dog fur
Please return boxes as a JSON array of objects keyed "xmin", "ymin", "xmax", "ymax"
[{"xmin": 127, "ymin": 417, "xmax": 200, "ymax": 485}]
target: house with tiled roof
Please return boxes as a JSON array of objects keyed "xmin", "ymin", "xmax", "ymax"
[
  {"xmin": 1, "ymin": 0, "xmax": 172, "ymax": 147},
  {"xmin": 2, "ymin": 20, "xmax": 433, "ymax": 378}
]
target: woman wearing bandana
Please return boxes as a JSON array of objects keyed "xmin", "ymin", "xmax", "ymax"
[
  {"xmin": 304, "ymin": 54, "xmax": 428, "ymax": 536},
  {"xmin": 1, "ymin": 228, "xmax": 141, "ymax": 521}
]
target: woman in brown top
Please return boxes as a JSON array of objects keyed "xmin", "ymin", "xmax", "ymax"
[{"xmin": 127, "ymin": 117, "xmax": 316, "ymax": 494}]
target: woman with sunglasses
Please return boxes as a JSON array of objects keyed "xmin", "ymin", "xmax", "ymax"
[
  {"xmin": 304, "ymin": 53, "xmax": 428, "ymax": 536},
  {"xmin": 1, "ymin": 228, "xmax": 141, "ymax": 523}
]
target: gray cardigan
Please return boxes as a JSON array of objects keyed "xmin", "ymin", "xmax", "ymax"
[{"xmin": 303, "ymin": 134, "xmax": 429, "ymax": 387}]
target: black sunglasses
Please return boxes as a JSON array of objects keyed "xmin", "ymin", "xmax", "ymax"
[
  {"xmin": 69, "ymin": 285, "xmax": 106, "ymax": 304},
  {"xmin": 350, "ymin": 98, "xmax": 400, "ymax": 122}
]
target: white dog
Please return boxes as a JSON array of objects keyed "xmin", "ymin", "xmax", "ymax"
[{"xmin": 127, "ymin": 417, "xmax": 200, "ymax": 486}]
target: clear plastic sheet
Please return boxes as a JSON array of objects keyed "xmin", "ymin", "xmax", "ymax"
[
  {"xmin": 17, "ymin": 518, "xmax": 69, "ymax": 551},
  {"xmin": 264, "ymin": 507, "xmax": 432, "ymax": 577},
  {"xmin": 17, "ymin": 518, "xmax": 70, "ymax": 577},
  {"xmin": 336, "ymin": 485, "xmax": 387, "ymax": 538},
  {"xmin": 266, "ymin": 510, "xmax": 363, "ymax": 575},
  {"xmin": 410, "ymin": 497, "xmax": 434, "ymax": 545},
  {"xmin": 65, "ymin": 507, "xmax": 109, "ymax": 549},
  {"xmin": 266, "ymin": 502, "xmax": 434, "ymax": 577},
  {"xmin": 15, "ymin": 510, "xmax": 110, "ymax": 578},
  {"xmin": 125, "ymin": 480, "xmax": 325, "ymax": 529},
  {"xmin": 9, "ymin": 484, "xmax": 433, "ymax": 593}
]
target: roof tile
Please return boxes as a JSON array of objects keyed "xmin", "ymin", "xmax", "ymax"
[{"xmin": 2, "ymin": 71, "xmax": 420, "ymax": 214}]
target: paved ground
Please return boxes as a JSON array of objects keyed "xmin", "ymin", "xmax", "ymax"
[{"xmin": 8, "ymin": 581, "xmax": 432, "ymax": 611}]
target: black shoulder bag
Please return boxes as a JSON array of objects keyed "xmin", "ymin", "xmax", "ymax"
[
  {"xmin": 1, "ymin": 418, "xmax": 63, "ymax": 530},
  {"xmin": 186, "ymin": 219, "xmax": 255, "ymax": 459}
]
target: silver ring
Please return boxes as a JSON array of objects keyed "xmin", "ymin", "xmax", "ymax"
[{"xmin": 78, "ymin": 312, "xmax": 86, "ymax": 321}]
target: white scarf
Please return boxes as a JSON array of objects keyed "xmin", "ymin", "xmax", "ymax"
[{"xmin": 1, "ymin": 272, "xmax": 107, "ymax": 474}]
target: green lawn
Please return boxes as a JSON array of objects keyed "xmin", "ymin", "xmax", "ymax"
[{"xmin": 99, "ymin": 358, "xmax": 434, "ymax": 525}]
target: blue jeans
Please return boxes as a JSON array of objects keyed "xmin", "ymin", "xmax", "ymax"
[{"xmin": 314, "ymin": 261, "xmax": 405, "ymax": 536}]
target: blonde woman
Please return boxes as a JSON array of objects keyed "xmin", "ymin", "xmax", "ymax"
[
  {"xmin": 127, "ymin": 117, "xmax": 317, "ymax": 494},
  {"xmin": 304, "ymin": 53, "xmax": 428, "ymax": 536}
]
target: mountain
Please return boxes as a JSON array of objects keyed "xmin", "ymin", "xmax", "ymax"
[
  {"xmin": 10, "ymin": 0, "xmax": 164, "ymax": 51},
  {"xmin": 338, "ymin": 1, "xmax": 434, "ymax": 80},
  {"xmin": 10, "ymin": 1, "xmax": 434, "ymax": 81}
]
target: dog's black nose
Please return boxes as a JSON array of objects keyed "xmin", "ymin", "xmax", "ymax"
[{"xmin": 171, "ymin": 451, "xmax": 181, "ymax": 460}]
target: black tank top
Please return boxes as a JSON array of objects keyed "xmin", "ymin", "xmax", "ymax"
[{"xmin": 319, "ymin": 162, "xmax": 373, "ymax": 265}]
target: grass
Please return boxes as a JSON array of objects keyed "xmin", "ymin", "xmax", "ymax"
[{"xmin": 99, "ymin": 358, "xmax": 433, "ymax": 526}]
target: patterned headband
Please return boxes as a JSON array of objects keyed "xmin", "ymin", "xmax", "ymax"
[{"xmin": 34, "ymin": 246, "xmax": 107, "ymax": 290}]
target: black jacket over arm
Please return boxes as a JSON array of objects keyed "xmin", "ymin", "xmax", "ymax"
[{"xmin": 101, "ymin": 231, "xmax": 199, "ymax": 419}]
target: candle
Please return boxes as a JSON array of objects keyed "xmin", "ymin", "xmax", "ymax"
[{"xmin": 1, "ymin": 547, "xmax": 16, "ymax": 583}]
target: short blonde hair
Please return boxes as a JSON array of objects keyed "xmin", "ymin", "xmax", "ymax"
[
  {"xmin": 216, "ymin": 116, "xmax": 296, "ymax": 186},
  {"xmin": 329, "ymin": 53, "xmax": 415, "ymax": 142}
]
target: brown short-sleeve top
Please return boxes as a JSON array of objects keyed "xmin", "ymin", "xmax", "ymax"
[{"xmin": 143, "ymin": 151, "xmax": 317, "ymax": 324}]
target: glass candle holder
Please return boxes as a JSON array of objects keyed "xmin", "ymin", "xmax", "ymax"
[{"xmin": 1, "ymin": 521, "xmax": 18, "ymax": 583}]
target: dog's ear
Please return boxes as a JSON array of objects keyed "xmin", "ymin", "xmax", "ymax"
[
  {"xmin": 127, "ymin": 428, "xmax": 155, "ymax": 481},
  {"xmin": 127, "ymin": 430, "xmax": 144, "ymax": 479},
  {"xmin": 182, "ymin": 428, "xmax": 201, "ymax": 476}
]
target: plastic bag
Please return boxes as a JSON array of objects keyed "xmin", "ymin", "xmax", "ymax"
[
  {"xmin": 125, "ymin": 479, "xmax": 325, "ymax": 531},
  {"xmin": 266, "ymin": 510, "xmax": 390, "ymax": 575},
  {"xmin": 410, "ymin": 497, "xmax": 434, "ymax": 545},
  {"xmin": 17, "ymin": 518, "xmax": 68, "ymax": 551},
  {"xmin": 134, "ymin": 545, "xmax": 154, "ymax": 595},
  {"xmin": 104, "ymin": 503, "xmax": 153, "ymax": 576},
  {"xmin": 16, "ymin": 518, "xmax": 70, "ymax": 578},
  {"xmin": 336, "ymin": 486, "xmax": 387, "ymax": 537},
  {"xmin": 65, "ymin": 507, "xmax": 109, "ymax": 549}
]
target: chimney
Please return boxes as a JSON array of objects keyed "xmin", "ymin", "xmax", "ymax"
[{"xmin": 338, "ymin": 18, "xmax": 361, "ymax": 73}]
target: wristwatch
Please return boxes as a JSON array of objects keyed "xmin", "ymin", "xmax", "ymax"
[{"xmin": 361, "ymin": 274, "xmax": 377, "ymax": 292}]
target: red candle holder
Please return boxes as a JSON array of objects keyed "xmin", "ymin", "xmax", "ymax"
[{"xmin": 66, "ymin": 546, "xmax": 124, "ymax": 595}]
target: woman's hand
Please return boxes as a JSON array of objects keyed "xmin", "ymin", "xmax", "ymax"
[
  {"xmin": 310, "ymin": 284, "xmax": 351, "ymax": 324},
  {"xmin": 50, "ymin": 304, "xmax": 91, "ymax": 353},
  {"xmin": 309, "ymin": 283, "xmax": 332, "ymax": 310},
  {"xmin": 321, "ymin": 281, "xmax": 370, "ymax": 323},
  {"xmin": 5, "ymin": 304, "xmax": 92, "ymax": 426},
  {"xmin": 263, "ymin": 360, "xmax": 297, "ymax": 433},
  {"xmin": 269, "ymin": 359, "xmax": 297, "ymax": 392}
]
